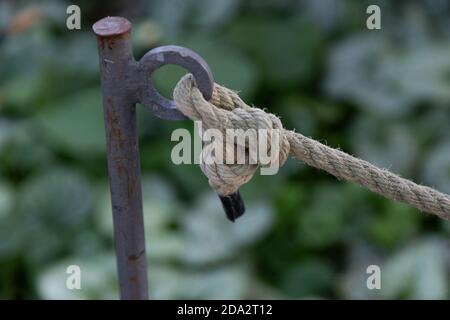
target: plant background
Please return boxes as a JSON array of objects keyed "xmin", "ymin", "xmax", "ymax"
[{"xmin": 0, "ymin": 0, "xmax": 449, "ymax": 299}]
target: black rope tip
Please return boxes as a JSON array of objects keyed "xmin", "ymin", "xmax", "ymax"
[{"xmin": 219, "ymin": 191, "xmax": 245, "ymax": 222}]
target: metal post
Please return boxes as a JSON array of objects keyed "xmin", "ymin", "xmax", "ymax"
[
  {"xmin": 93, "ymin": 16, "xmax": 245, "ymax": 299},
  {"xmin": 93, "ymin": 17, "xmax": 148, "ymax": 300}
]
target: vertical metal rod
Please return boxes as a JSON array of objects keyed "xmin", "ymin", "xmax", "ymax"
[{"xmin": 93, "ymin": 17, "xmax": 148, "ymax": 300}]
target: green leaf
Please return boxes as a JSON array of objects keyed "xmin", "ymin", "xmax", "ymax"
[
  {"xmin": 0, "ymin": 119, "xmax": 53, "ymax": 171},
  {"xmin": 368, "ymin": 202, "xmax": 421, "ymax": 249},
  {"xmin": 183, "ymin": 264, "xmax": 249, "ymax": 299},
  {"xmin": 0, "ymin": 181, "xmax": 13, "ymax": 218},
  {"xmin": 297, "ymin": 184, "xmax": 350, "ymax": 248},
  {"xmin": 37, "ymin": 254, "xmax": 118, "ymax": 299},
  {"xmin": 37, "ymin": 89, "xmax": 105, "ymax": 157},
  {"xmin": 149, "ymin": 263, "xmax": 251, "ymax": 299},
  {"xmin": 280, "ymin": 259, "xmax": 334, "ymax": 298},
  {"xmin": 226, "ymin": 17, "xmax": 324, "ymax": 87},
  {"xmin": 181, "ymin": 194, "xmax": 273, "ymax": 265},
  {"xmin": 18, "ymin": 167, "xmax": 94, "ymax": 229},
  {"xmin": 382, "ymin": 236, "xmax": 448, "ymax": 299},
  {"xmin": 349, "ymin": 116, "xmax": 418, "ymax": 175},
  {"xmin": 421, "ymin": 142, "xmax": 450, "ymax": 194},
  {"xmin": 325, "ymin": 36, "xmax": 450, "ymax": 116}
]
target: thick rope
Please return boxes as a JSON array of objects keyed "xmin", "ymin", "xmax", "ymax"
[{"xmin": 173, "ymin": 74, "xmax": 450, "ymax": 221}]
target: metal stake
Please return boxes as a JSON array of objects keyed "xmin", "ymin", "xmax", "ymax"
[
  {"xmin": 93, "ymin": 17, "xmax": 148, "ymax": 300},
  {"xmin": 93, "ymin": 16, "xmax": 245, "ymax": 299}
]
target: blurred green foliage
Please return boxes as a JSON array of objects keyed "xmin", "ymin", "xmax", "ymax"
[{"xmin": 0, "ymin": 0, "xmax": 449, "ymax": 299}]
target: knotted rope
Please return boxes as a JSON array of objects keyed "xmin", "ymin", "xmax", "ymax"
[{"xmin": 173, "ymin": 74, "xmax": 450, "ymax": 221}]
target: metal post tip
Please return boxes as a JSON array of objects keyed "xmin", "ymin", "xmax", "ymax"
[{"xmin": 93, "ymin": 16, "xmax": 131, "ymax": 37}]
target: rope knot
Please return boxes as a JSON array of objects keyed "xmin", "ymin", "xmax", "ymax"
[{"xmin": 174, "ymin": 74, "xmax": 290, "ymax": 195}]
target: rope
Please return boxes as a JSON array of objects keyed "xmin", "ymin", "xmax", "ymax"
[{"xmin": 173, "ymin": 74, "xmax": 450, "ymax": 221}]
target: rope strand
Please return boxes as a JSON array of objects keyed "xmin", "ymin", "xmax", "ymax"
[
  {"xmin": 173, "ymin": 74, "xmax": 450, "ymax": 221},
  {"xmin": 286, "ymin": 131, "xmax": 450, "ymax": 220}
]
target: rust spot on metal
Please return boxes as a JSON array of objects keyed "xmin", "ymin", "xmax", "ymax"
[
  {"xmin": 105, "ymin": 98, "xmax": 125, "ymax": 150},
  {"xmin": 98, "ymin": 37, "xmax": 114, "ymax": 51},
  {"xmin": 127, "ymin": 175, "xmax": 134, "ymax": 200},
  {"xmin": 128, "ymin": 249, "xmax": 145, "ymax": 261}
]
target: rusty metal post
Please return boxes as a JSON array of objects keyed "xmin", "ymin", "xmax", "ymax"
[
  {"xmin": 93, "ymin": 16, "xmax": 245, "ymax": 299},
  {"xmin": 93, "ymin": 17, "xmax": 148, "ymax": 300}
]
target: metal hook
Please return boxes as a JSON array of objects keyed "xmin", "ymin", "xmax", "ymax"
[{"xmin": 138, "ymin": 45, "xmax": 213, "ymax": 120}]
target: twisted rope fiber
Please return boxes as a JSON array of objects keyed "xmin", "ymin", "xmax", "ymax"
[{"xmin": 173, "ymin": 74, "xmax": 450, "ymax": 221}]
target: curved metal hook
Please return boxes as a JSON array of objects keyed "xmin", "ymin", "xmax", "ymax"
[{"xmin": 138, "ymin": 45, "xmax": 214, "ymax": 120}]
